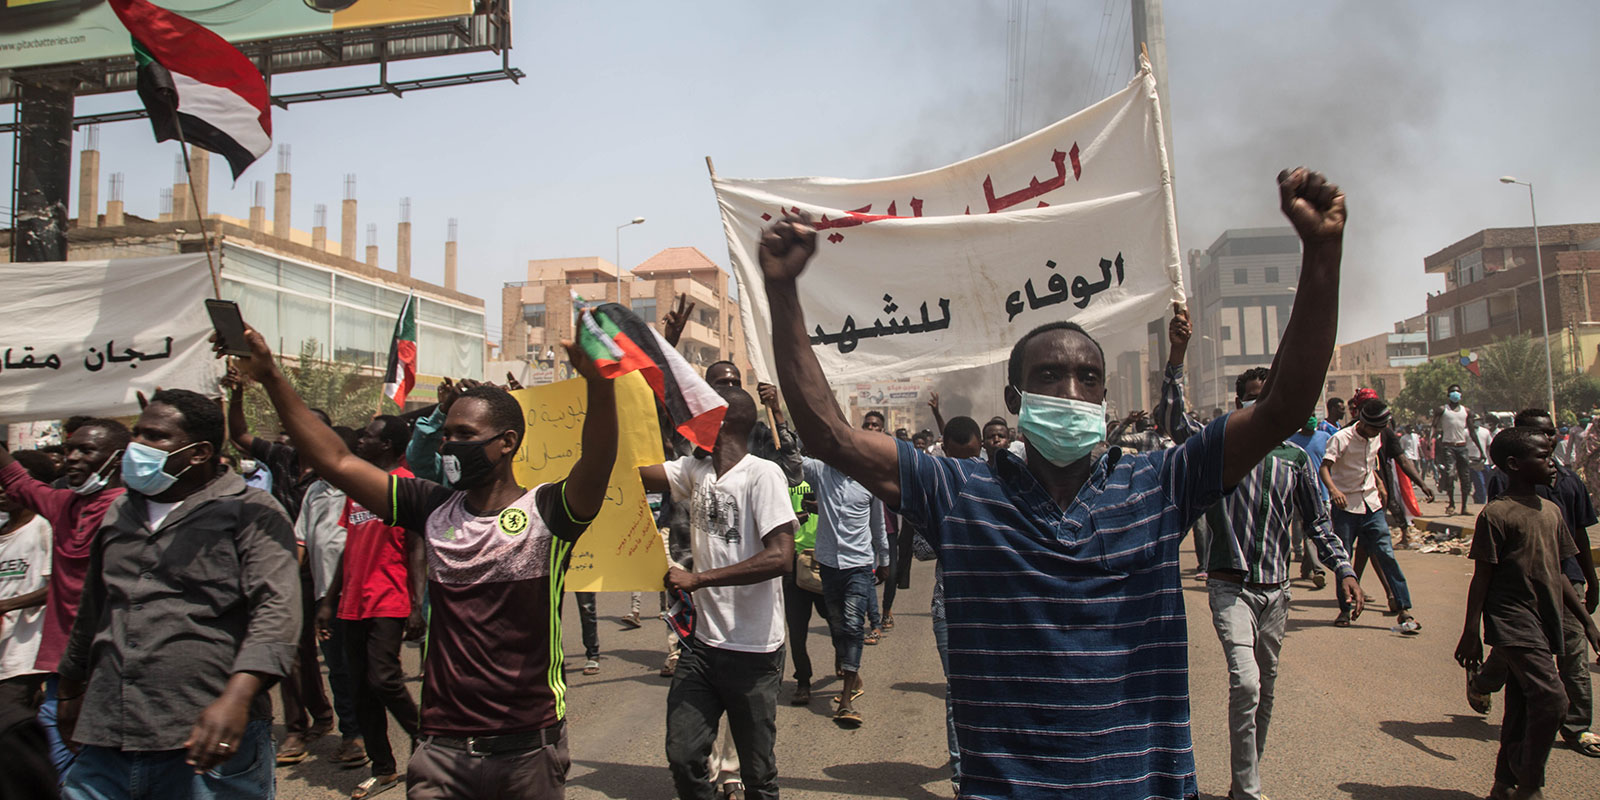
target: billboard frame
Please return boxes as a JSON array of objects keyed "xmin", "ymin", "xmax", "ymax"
[{"xmin": 0, "ymin": 0, "xmax": 519, "ymax": 131}]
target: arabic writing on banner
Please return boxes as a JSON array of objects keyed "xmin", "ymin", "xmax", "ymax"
[
  {"xmin": 713, "ymin": 61, "xmax": 1181, "ymax": 384},
  {"xmin": 0, "ymin": 255, "xmax": 222, "ymax": 424},
  {"xmin": 511, "ymin": 372, "xmax": 668, "ymax": 592}
]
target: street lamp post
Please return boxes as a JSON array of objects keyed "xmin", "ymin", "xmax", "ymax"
[
  {"xmin": 615, "ymin": 216, "xmax": 646, "ymax": 303},
  {"xmin": 1499, "ymin": 177, "xmax": 1556, "ymax": 417}
]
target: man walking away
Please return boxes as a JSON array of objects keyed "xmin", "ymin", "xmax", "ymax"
[
  {"xmin": 1456, "ymin": 427, "xmax": 1600, "ymax": 800},
  {"xmin": 58, "ymin": 389, "xmax": 300, "ymax": 799}
]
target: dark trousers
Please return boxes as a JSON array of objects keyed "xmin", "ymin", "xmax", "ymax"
[
  {"xmin": 320, "ymin": 617, "xmax": 360, "ymax": 739},
  {"xmin": 573, "ymin": 592, "xmax": 599, "ymax": 660},
  {"xmin": 665, "ymin": 643, "xmax": 783, "ymax": 800},
  {"xmin": 1487, "ymin": 646, "xmax": 1566, "ymax": 789},
  {"xmin": 345, "ymin": 616, "xmax": 420, "ymax": 776},
  {"xmin": 0, "ymin": 715, "xmax": 57, "ymax": 800},
  {"xmin": 1475, "ymin": 600, "xmax": 1594, "ymax": 742},
  {"xmin": 782, "ymin": 567, "xmax": 831, "ymax": 685},
  {"xmin": 1440, "ymin": 443, "xmax": 1473, "ymax": 507},
  {"xmin": 281, "ymin": 572, "xmax": 333, "ymax": 736}
]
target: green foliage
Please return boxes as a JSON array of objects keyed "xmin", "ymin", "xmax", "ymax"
[
  {"xmin": 1394, "ymin": 334, "xmax": 1600, "ymax": 426},
  {"xmin": 1392, "ymin": 357, "xmax": 1471, "ymax": 424},
  {"xmin": 236, "ymin": 341, "xmax": 382, "ymax": 448}
]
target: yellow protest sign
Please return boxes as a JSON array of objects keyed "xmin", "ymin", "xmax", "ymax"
[{"xmin": 511, "ymin": 372, "xmax": 667, "ymax": 592}]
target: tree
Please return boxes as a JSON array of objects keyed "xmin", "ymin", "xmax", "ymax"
[
  {"xmin": 1393, "ymin": 357, "xmax": 1471, "ymax": 424},
  {"xmin": 237, "ymin": 340, "xmax": 382, "ymax": 442},
  {"xmin": 1472, "ymin": 335, "xmax": 1550, "ymax": 414}
]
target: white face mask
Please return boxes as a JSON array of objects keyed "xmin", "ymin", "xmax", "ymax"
[
  {"xmin": 0, "ymin": 511, "xmax": 10, "ymax": 530},
  {"xmin": 1240, "ymin": 399, "xmax": 1257, "ymax": 409}
]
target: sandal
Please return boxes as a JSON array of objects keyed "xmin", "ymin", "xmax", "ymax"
[
  {"xmin": 1466, "ymin": 668, "xmax": 1492, "ymax": 715},
  {"xmin": 882, "ymin": 612, "xmax": 895, "ymax": 631},
  {"xmin": 831, "ymin": 687, "xmax": 865, "ymax": 704},
  {"xmin": 352, "ymin": 774, "xmax": 401, "ymax": 799},
  {"xmin": 1397, "ymin": 613, "xmax": 1422, "ymax": 634},
  {"xmin": 1333, "ymin": 611, "xmax": 1352, "ymax": 627},
  {"xmin": 864, "ymin": 629, "xmax": 881, "ymax": 646},
  {"xmin": 833, "ymin": 704, "xmax": 863, "ymax": 728},
  {"xmin": 1569, "ymin": 731, "xmax": 1600, "ymax": 757},
  {"xmin": 582, "ymin": 659, "xmax": 600, "ymax": 676},
  {"xmin": 331, "ymin": 737, "xmax": 368, "ymax": 767},
  {"xmin": 276, "ymin": 733, "xmax": 309, "ymax": 765}
]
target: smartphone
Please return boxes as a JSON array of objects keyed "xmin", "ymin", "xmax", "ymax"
[{"xmin": 205, "ymin": 299, "xmax": 252, "ymax": 356}]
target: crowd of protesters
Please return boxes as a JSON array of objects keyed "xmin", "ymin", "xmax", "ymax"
[{"xmin": 0, "ymin": 169, "xmax": 1595, "ymax": 800}]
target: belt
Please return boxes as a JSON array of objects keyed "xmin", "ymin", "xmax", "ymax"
[
  {"xmin": 1207, "ymin": 571, "xmax": 1284, "ymax": 591},
  {"xmin": 423, "ymin": 721, "xmax": 565, "ymax": 757}
]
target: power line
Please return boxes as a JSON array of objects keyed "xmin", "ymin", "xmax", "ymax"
[{"xmin": 1083, "ymin": 0, "xmax": 1115, "ymax": 111}]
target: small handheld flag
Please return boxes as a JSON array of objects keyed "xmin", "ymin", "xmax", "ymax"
[
  {"xmin": 1459, "ymin": 349, "xmax": 1480, "ymax": 377},
  {"xmin": 574, "ymin": 302, "xmax": 728, "ymax": 451},
  {"xmin": 384, "ymin": 294, "xmax": 418, "ymax": 408}
]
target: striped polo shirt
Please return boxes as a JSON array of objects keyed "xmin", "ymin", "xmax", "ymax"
[{"xmin": 895, "ymin": 417, "xmax": 1228, "ymax": 800}]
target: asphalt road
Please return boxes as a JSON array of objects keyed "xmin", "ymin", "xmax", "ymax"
[{"xmin": 275, "ymin": 546, "xmax": 1597, "ymax": 800}]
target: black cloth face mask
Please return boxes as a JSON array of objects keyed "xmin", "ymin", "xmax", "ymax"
[{"xmin": 440, "ymin": 436, "xmax": 503, "ymax": 490}]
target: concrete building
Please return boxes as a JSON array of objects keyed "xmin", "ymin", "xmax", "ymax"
[
  {"xmin": 1424, "ymin": 224, "xmax": 1600, "ymax": 375},
  {"xmin": 19, "ymin": 143, "xmax": 486, "ymax": 407},
  {"xmin": 1186, "ymin": 227, "xmax": 1302, "ymax": 413},
  {"xmin": 1325, "ymin": 314, "xmax": 1429, "ymax": 407},
  {"xmin": 501, "ymin": 246, "xmax": 751, "ymax": 382}
]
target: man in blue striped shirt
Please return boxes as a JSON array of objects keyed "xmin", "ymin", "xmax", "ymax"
[{"xmin": 759, "ymin": 169, "xmax": 1349, "ymax": 798}]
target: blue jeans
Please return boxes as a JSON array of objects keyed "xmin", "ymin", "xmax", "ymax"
[
  {"xmin": 40, "ymin": 675, "xmax": 78, "ymax": 781},
  {"xmin": 63, "ymin": 719, "xmax": 275, "ymax": 800},
  {"xmin": 932, "ymin": 614, "xmax": 959, "ymax": 788},
  {"xmin": 1331, "ymin": 507, "xmax": 1412, "ymax": 612},
  {"xmin": 319, "ymin": 618, "xmax": 360, "ymax": 739},
  {"xmin": 819, "ymin": 564, "xmax": 874, "ymax": 673}
]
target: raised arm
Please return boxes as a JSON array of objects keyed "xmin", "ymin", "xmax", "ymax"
[
  {"xmin": 1220, "ymin": 169, "xmax": 1346, "ymax": 486},
  {"xmin": 226, "ymin": 324, "xmax": 391, "ymax": 515},
  {"xmin": 560, "ymin": 341, "xmax": 618, "ymax": 522},
  {"xmin": 760, "ymin": 215, "xmax": 900, "ymax": 505},
  {"xmin": 1155, "ymin": 304, "xmax": 1204, "ymax": 445},
  {"xmin": 928, "ymin": 391, "xmax": 948, "ymax": 436},
  {"xmin": 222, "ymin": 366, "xmax": 257, "ymax": 453}
]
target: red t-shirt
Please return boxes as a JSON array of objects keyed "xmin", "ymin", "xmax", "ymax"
[{"xmin": 337, "ymin": 466, "xmax": 414, "ymax": 621}]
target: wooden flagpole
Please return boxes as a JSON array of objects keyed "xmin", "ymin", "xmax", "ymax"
[
  {"xmin": 706, "ymin": 155, "xmax": 782, "ymax": 450},
  {"xmin": 170, "ymin": 111, "xmax": 222, "ymax": 300}
]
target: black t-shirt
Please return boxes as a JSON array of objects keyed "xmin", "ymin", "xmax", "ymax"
[
  {"xmin": 1470, "ymin": 494, "xmax": 1579, "ymax": 652},
  {"xmin": 248, "ymin": 439, "xmax": 316, "ymax": 521},
  {"xmin": 1485, "ymin": 465, "xmax": 1595, "ymax": 584}
]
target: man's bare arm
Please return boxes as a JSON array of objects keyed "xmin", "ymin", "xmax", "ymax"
[
  {"xmin": 223, "ymin": 368, "xmax": 257, "ymax": 452},
  {"xmin": 1220, "ymin": 169, "xmax": 1345, "ymax": 486},
  {"xmin": 761, "ymin": 216, "xmax": 900, "ymax": 505},
  {"xmin": 560, "ymin": 341, "xmax": 618, "ymax": 521},
  {"xmin": 667, "ymin": 525, "xmax": 795, "ymax": 591},
  {"xmin": 225, "ymin": 324, "xmax": 391, "ymax": 515}
]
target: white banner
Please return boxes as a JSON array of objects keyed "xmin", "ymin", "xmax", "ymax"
[
  {"xmin": 714, "ymin": 64, "xmax": 1181, "ymax": 384},
  {"xmin": 0, "ymin": 255, "xmax": 222, "ymax": 423}
]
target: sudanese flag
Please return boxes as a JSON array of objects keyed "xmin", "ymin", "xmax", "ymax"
[
  {"xmin": 384, "ymin": 294, "xmax": 418, "ymax": 409},
  {"xmin": 576, "ymin": 302, "xmax": 727, "ymax": 451},
  {"xmin": 110, "ymin": 0, "xmax": 272, "ymax": 179}
]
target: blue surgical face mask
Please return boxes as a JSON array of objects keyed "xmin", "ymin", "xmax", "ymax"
[
  {"xmin": 1448, "ymin": 391, "xmax": 1462, "ymax": 404},
  {"xmin": 1014, "ymin": 389, "xmax": 1106, "ymax": 467},
  {"xmin": 1240, "ymin": 399, "xmax": 1256, "ymax": 409},
  {"xmin": 71, "ymin": 450, "xmax": 122, "ymax": 497},
  {"xmin": 121, "ymin": 441, "xmax": 201, "ymax": 497}
]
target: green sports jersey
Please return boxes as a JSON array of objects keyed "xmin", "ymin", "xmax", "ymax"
[{"xmin": 789, "ymin": 481, "xmax": 819, "ymax": 551}]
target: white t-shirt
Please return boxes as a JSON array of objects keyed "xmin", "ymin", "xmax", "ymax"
[
  {"xmin": 664, "ymin": 453, "xmax": 797, "ymax": 653},
  {"xmin": 0, "ymin": 516, "xmax": 52, "ymax": 680},
  {"xmin": 1401, "ymin": 433, "xmax": 1420, "ymax": 461}
]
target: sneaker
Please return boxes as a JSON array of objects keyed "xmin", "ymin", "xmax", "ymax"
[
  {"xmin": 620, "ymin": 612, "xmax": 642, "ymax": 630},
  {"xmin": 276, "ymin": 733, "xmax": 310, "ymax": 765},
  {"xmin": 659, "ymin": 657, "xmax": 678, "ymax": 678},
  {"xmin": 1466, "ymin": 667, "xmax": 1492, "ymax": 714},
  {"xmin": 1333, "ymin": 610, "xmax": 1352, "ymax": 627},
  {"xmin": 1312, "ymin": 571, "xmax": 1327, "ymax": 590}
]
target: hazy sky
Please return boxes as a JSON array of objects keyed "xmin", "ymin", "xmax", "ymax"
[{"xmin": 50, "ymin": 1, "xmax": 1600, "ymax": 349}]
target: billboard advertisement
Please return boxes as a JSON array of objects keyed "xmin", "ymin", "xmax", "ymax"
[{"xmin": 0, "ymin": 1, "xmax": 474, "ymax": 70}]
